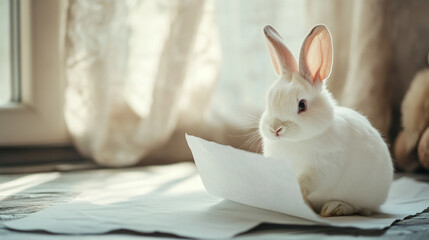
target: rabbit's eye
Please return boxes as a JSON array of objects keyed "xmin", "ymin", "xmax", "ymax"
[{"xmin": 298, "ymin": 99, "xmax": 307, "ymax": 113}]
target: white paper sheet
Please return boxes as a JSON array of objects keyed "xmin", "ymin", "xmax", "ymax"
[
  {"xmin": 4, "ymin": 135, "xmax": 429, "ymax": 239},
  {"xmin": 186, "ymin": 135, "xmax": 429, "ymax": 229},
  {"xmin": 4, "ymin": 163, "xmax": 314, "ymax": 239}
]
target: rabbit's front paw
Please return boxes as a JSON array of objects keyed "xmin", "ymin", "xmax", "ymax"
[{"xmin": 320, "ymin": 200, "xmax": 356, "ymax": 217}]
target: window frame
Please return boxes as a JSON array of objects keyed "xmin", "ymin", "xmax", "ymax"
[{"xmin": 0, "ymin": 0, "xmax": 70, "ymax": 146}]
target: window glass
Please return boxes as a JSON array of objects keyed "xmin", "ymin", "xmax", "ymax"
[{"xmin": 0, "ymin": 0, "xmax": 11, "ymax": 104}]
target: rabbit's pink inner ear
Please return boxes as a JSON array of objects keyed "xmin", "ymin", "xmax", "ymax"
[
  {"xmin": 299, "ymin": 25, "xmax": 333, "ymax": 83},
  {"xmin": 264, "ymin": 25, "xmax": 298, "ymax": 76},
  {"xmin": 265, "ymin": 39, "xmax": 281, "ymax": 75}
]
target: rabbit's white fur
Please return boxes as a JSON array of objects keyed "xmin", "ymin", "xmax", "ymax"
[{"xmin": 260, "ymin": 25, "xmax": 393, "ymax": 216}]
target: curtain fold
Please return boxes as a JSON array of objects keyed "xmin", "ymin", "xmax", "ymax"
[{"xmin": 64, "ymin": 0, "xmax": 210, "ymax": 166}]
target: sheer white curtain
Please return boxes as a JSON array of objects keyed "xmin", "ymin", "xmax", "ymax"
[
  {"xmin": 64, "ymin": 0, "xmax": 306, "ymax": 166},
  {"xmin": 64, "ymin": 0, "xmax": 391, "ymax": 167}
]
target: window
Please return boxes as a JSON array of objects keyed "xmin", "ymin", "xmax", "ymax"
[
  {"xmin": 0, "ymin": 0, "xmax": 69, "ymax": 146},
  {"xmin": 0, "ymin": 0, "xmax": 12, "ymax": 104}
]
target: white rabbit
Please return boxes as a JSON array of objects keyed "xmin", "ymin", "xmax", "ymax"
[{"xmin": 259, "ymin": 25, "xmax": 393, "ymax": 217}]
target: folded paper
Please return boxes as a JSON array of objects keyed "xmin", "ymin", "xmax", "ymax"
[{"xmin": 185, "ymin": 135, "xmax": 429, "ymax": 229}]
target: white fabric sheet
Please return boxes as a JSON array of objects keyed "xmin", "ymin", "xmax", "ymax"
[{"xmin": 4, "ymin": 135, "xmax": 429, "ymax": 239}]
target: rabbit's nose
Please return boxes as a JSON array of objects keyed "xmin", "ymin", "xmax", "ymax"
[
  {"xmin": 269, "ymin": 119, "xmax": 285, "ymax": 136},
  {"xmin": 269, "ymin": 126, "xmax": 285, "ymax": 137},
  {"xmin": 275, "ymin": 127, "xmax": 284, "ymax": 137}
]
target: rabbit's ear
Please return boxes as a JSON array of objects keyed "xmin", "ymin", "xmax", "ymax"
[
  {"xmin": 264, "ymin": 25, "xmax": 298, "ymax": 76},
  {"xmin": 299, "ymin": 25, "xmax": 333, "ymax": 83}
]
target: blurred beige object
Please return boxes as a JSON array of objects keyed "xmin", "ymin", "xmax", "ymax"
[
  {"xmin": 419, "ymin": 127, "xmax": 429, "ymax": 170},
  {"xmin": 394, "ymin": 52, "xmax": 429, "ymax": 172},
  {"xmin": 305, "ymin": 0, "xmax": 392, "ymax": 137},
  {"xmin": 394, "ymin": 131, "xmax": 419, "ymax": 172},
  {"xmin": 401, "ymin": 56, "xmax": 429, "ymax": 154}
]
